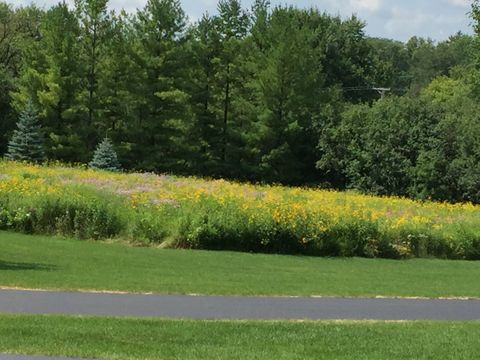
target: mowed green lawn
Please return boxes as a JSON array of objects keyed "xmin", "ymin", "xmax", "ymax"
[
  {"xmin": 0, "ymin": 314, "xmax": 479, "ymax": 360},
  {"xmin": 1, "ymin": 231, "xmax": 480, "ymax": 298}
]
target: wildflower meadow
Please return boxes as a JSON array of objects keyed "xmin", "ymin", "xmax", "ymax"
[{"xmin": 1, "ymin": 160, "xmax": 479, "ymax": 260}]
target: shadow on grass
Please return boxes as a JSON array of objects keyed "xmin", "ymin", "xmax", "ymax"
[{"xmin": 0, "ymin": 260, "xmax": 58, "ymax": 271}]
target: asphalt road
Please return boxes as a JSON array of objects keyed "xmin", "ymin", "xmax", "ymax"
[{"xmin": 1, "ymin": 289, "xmax": 480, "ymax": 320}]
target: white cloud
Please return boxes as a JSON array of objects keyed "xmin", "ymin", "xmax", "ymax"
[
  {"xmin": 198, "ymin": 0, "xmax": 218, "ymax": 6},
  {"xmin": 384, "ymin": 5, "xmax": 467, "ymax": 40},
  {"xmin": 349, "ymin": 0, "xmax": 382, "ymax": 13},
  {"xmin": 385, "ymin": 7, "xmax": 428, "ymax": 35},
  {"xmin": 446, "ymin": 0, "xmax": 470, "ymax": 8},
  {"xmin": 109, "ymin": 0, "xmax": 146, "ymax": 13}
]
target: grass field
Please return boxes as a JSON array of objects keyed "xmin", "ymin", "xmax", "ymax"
[
  {"xmin": 1, "ymin": 161, "xmax": 480, "ymax": 259},
  {"xmin": 1, "ymin": 231, "xmax": 480, "ymax": 298},
  {"xmin": 0, "ymin": 314, "xmax": 479, "ymax": 359}
]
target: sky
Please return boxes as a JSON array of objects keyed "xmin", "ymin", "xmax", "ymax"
[{"xmin": 13, "ymin": 0, "xmax": 474, "ymax": 42}]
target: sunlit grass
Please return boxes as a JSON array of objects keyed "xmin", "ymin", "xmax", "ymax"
[
  {"xmin": 1, "ymin": 314, "xmax": 479, "ymax": 360},
  {"xmin": 2, "ymin": 231, "xmax": 480, "ymax": 298}
]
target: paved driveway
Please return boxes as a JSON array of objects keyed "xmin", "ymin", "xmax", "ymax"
[{"xmin": 1, "ymin": 289, "xmax": 480, "ymax": 320}]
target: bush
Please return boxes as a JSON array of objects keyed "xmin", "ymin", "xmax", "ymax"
[{"xmin": 0, "ymin": 189, "xmax": 126, "ymax": 239}]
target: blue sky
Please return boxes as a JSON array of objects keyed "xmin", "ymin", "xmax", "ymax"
[{"xmin": 14, "ymin": 0, "xmax": 473, "ymax": 41}]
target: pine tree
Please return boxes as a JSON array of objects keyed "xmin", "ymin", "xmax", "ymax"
[
  {"xmin": 189, "ymin": 14, "xmax": 223, "ymax": 174},
  {"xmin": 11, "ymin": 2, "xmax": 85, "ymax": 162},
  {"xmin": 75, "ymin": 0, "xmax": 109, "ymax": 130},
  {"xmin": 89, "ymin": 137, "xmax": 122, "ymax": 171},
  {"xmin": 6, "ymin": 101, "xmax": 45, "ymax": 162},
  {"xmin": 215, "ymin": 0, "xmax": 251, "ymax": 177},
  {"xmin": 131, "ymin": 0, "xmax": 193, "ymax": 172}
]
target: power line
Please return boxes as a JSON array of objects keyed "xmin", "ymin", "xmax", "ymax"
[
  {"xmin": 373, "ymin": 87, "xmax": 391, "ymax": 99},
  {"xmin": 342, "ymin": 86, "xmax": 410, "ymax": 99}
]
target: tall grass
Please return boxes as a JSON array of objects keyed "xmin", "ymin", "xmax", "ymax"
[{"xmin": 1, "ymin": 160, "xmax": 480, "ymax": 259}]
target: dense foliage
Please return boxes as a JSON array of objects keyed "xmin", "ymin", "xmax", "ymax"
[
  {"xmin": 0, "ymin": 0, "xmax": 479, "ymax": 203},
  {"xmin": 1, "ymin": 161, "xmax": 480, "ymax": 260}
]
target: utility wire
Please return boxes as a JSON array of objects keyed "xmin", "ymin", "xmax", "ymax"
[{"xmin": 342, "ymin": 86, "xmax": 409, "ymax": 99}]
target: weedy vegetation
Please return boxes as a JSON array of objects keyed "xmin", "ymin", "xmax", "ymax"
[{"xmin": 1, "ymin": 161, "xmax": 480, "ymax": 260}]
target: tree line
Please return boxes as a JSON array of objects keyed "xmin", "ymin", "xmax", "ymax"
[{"xmin": 1, "ymin": 0, "xmax": 480, "ymax": 203}]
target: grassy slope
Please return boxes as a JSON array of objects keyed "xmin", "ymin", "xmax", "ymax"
[
  {"xmin": 3, "ymin": 160, "xmax": 480, "ymax": 260},
  {"xmin": 0, "ymin": 314, "xmax": 479, "ymax": 360},
  {"xmin": 1, "ymin": 231, "xmax": 480, "ymax": 298}
]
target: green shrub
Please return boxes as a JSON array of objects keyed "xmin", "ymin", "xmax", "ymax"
[{"xmin": 0, "ymin": 188, "xmax": 126, "ymax": 239}]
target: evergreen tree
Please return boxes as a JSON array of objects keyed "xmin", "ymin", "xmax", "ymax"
[
  {"xmin": 0, "ymin": 3, "xmax": 43, "ymax": 155},
  {"xmin": 6, "ymin": 100, "xmax": 45, "ymax": 162},
  {"xmin": 255, "ymin": 7, "xmax": 327, "ymax": 183},
  {"xmin": 0, "ymin": 66, "xmax": 14, "ymax": 156},
  {"xmin": 97, "ymin": 12, "xmax": 141, "ymax": 135},
  {"xmin": 189, "ymin": 14, "xmax": 223, "ymax": 175},
  {"xmin": 131, "ymin": 0, "xmax": 193, "ymax": 172},
  {"xmin": 89, "ymin": 137, "xmax": 121, "ymax": 171},
  {"xmin": 75, "ymin": 0, "xmax": 110, "ymax": 149},
  {"xmin": 11, "ymin": 2, "xmax": 85, "ymax": 162},
  {"xmin": 215, "ymin": 0, "xmax": 251, "ymax": 177}
]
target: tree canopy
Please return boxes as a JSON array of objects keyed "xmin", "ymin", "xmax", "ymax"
[{"xmin": 1, "ymin": 0, "xmax": 480, "ymax": 203}]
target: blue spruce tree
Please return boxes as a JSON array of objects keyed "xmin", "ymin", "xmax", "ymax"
[
  {"xmin": 6, "ymin": 101, "xmax": 45, "ymax": 162},
  {"xmin": 89, "ymin": 137, "xmax": 122, "ymax": 171}
]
